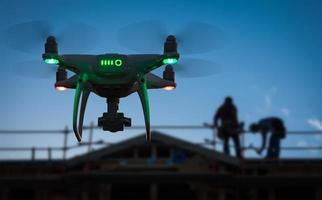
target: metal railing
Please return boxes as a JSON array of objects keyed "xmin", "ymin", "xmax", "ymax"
[{"xmin": 0, "ymin": 123, "xmax": 321, "ymax": 160}]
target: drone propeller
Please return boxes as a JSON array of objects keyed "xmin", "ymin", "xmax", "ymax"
[
  {"xmin": 175, "ymin": 58, "xmax": 221, "ymax": 78},
  {"xmin": 118, "ymin": 20, "xmax": 222, "ymax": 78},
  {"xmin": 117, "ymin": 20, "xmax": 224, "ymax": 54},
  {"xmin": 3, "ymin": 20, "xmax": 100, "ymax": 53},
  {"xmin": 11, "ymin": 60, "xmax": 57, "ymax": 79}
]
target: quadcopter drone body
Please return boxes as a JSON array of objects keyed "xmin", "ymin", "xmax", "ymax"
[
  {"xmin": 43, "ymin": 35, "xmax": 179, "ymax": 142},
  {"xmin": 4, "ymin": 20, "xmax": 220, "ymax": 143}
]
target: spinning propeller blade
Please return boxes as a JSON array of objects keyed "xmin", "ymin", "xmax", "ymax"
[
  {"xmin": 3, "ymin": 20, "xmax": 100, "ymax": 53},
  {"xmin": 12, "ymin": 60, "xmax": 56, "ymax": 79},
  {"xmin": 118, "ymin": 20, "xmax": 222, "ymax": 78},
  {"xmin": 175, "ymin": 58, "xmax": 221, "ymax": 78},
  {"xmin": 3, "ymin": 21, "xmax": 52, "ymax": 53},
  {"xmin": 176, "ymin": 22, "xmax": 224, "ymax": 54},
  {"xmin": 118, "ymin": 20, "xmax": 166, "ymax": 54},
  {"xmin": 117, "ymin": 20, "xmax": 224, "ymax": 54},
  {"xmin": 57, "ymin": 23, "xmax": 101, "ymax": 53}
]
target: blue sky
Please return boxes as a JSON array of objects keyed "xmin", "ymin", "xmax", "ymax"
[{"xmin": 0, "ymin": 0, "xmax": 321, "ymax": 159}]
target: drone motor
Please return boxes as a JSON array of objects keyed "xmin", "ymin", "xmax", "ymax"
[
  {"xmin": 56, "ymin": 68, "xmax": 67, "ymax": 82},
  {"xmin": 45, "ymin": 36, "xmax": 58, "ymax": 54},
  {"xmin": 164, "ymin": 35, "xmax": 177, "ymax": 54},
  {"xmin": 163, "ymin": 65, "xmax": 175, "ymax": 82},
  {"xmin": 43, "ymin": 36, "xmax": 60, "ymax": 65}
]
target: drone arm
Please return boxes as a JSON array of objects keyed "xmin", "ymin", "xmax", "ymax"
[
  {"xmin": 137, "ymin": 75, "xmax": 151, "ymax": 142},
  {"xmin": 73, "ymin": 74, "xmax": 90, "ymax": 142},
  {"xmin": 146, "ymin": 73, "xmax": 176, "ymax": 89},
  {"xmin": 146, "ymin": 53, "xmax": 179, "ymax": 73},
  {"xmin": 129, "ymin": 54, "xmax": 167, "ymax": 73}
]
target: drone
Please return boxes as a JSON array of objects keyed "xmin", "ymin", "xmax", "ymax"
[
  {"xmin": 43, "ymin": 35, "xmax": 178, "ymax": 142},
  {"xmin": 4, "ymin": 20, "xmax": 222, "ymax": 142}
]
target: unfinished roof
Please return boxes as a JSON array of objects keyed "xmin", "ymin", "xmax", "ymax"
[{"xmin": 68, "ymin": 131, "xmax": 240, "ymax": 167}]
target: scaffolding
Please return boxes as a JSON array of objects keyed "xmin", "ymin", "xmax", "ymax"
[{"xmin": 0, "ymin": 123, "xmax": 321, "ymax": 160}]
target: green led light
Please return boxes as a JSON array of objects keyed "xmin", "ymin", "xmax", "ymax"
[
  {"xmin": 44, "ymin": 58, "xmax": 59, "ymax": 65},
  {"xmin": 100, "ymin": 59, "xmax": 123, "ymax": 67},
  {"xmin": 163, "ymin": 58, "xmax": 178, "ymax": 65},
  {"xmin": 115, "ymin": 59, "xmax": 122, "ymax": 66}
]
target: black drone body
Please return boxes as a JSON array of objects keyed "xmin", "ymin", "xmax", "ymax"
[
  {"xmin": 4, "ymin": 20, "xmax": 221, "ymax": 143},
  {"xmin": 43, "ymin": 35, "xmax": 179, "ymax": 142}
]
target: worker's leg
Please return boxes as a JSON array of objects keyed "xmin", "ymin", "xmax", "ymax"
[
  {"xmin": 272, "ymin": 135, "xmax": 281, "ymax": 158},
  {"xmin": 223, "ymin": 135, "xmax": 230, "ymax": 155},
  {"xmin": 232, "ymin": 135, "xmax": 243, "ymax": 158},
  {"xmin": 266, "ymin": 135, "xmax": 274, "ymax": 158},
  {"xmin": 267, "ymin": 135, "xmax": 280, "ymax": 159}
]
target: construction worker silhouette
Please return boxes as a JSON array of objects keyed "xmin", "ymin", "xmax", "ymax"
[
  {"xmin": 250, "ymin": 117, "xmax": 286, "ymax": 159},
  {"xmin": 214, "ymin": 97, "xmax": 242, "ymax": 158}
]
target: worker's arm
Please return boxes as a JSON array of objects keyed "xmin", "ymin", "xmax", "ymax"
[
  {"xmin": 213, "ymin": 109, "xmax": 221, "ymax": 128},
  {"xmin": 234, "ymin": 105, "xmax": 238, "ymax": 124}
]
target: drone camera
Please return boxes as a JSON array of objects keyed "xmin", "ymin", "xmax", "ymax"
[
  {"xmin": 163, "ymin": 65, "xmax": 175, "ymax": 82},
  {"xmin": 45, "ymin": 36, "xmax": 58, "ymax": 54},
  {"xmin": 98, "ymin": 112, "xmax": 131, "ymax": 132}
]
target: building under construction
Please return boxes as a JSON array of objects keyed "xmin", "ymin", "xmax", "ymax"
[{"xmin": 0, "ymin": 131, "xmax": 321, "ymax": 200}]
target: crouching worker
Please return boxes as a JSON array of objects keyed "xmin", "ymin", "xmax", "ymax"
[{"xmin": 250, "ymin": 117, "xmax": 286, "ymax": 159}]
